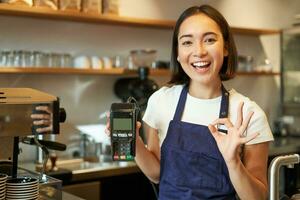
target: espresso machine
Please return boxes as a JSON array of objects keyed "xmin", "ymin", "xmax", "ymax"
[{"xmin": 0, "ymin": 88, "xmax": 66, "ymax": 181}]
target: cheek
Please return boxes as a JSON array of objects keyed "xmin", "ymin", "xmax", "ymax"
[
  {"xmin": 214, "ymin": 53, "xmax": 224, "ymax": 70},
  {"xmin": 178, "ymin": 47, "xmax": 192, "ymax": 62},
  {"xmin": 209, "ymin": 46, "xmax": 225, "ymax": 65}
]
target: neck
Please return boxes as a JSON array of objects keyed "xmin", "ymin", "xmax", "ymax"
[{"xmin": 188, "ymin": 80, "xmax": 222, "ymax": 99}]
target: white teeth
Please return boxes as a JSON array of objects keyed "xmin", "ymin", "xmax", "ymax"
[{"xmin": 192, "ymin": 61, "xmax": 210, "ymax": 67}]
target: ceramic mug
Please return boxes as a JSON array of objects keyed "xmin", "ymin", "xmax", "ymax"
[{"xmin": 74, "ymin": 56, "xmax": 91, "ymax": 69}]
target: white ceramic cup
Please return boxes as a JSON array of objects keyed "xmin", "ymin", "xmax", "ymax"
[
  {"xmin": 74, "ymin": 56, "xmax": 91, "ymax": 69},
  {"xmin": 91, "ymin": 56, "xmax": 103, "ymax": 69}
]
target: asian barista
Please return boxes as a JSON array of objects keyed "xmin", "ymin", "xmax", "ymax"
[{"xmin": 106, "ymin": 5, "xmax": 274, "ymax": 199}]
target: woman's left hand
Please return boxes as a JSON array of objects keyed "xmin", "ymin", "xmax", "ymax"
[{"xmin": 208, "ymin": 102, "xmax": 259, "ymax": 165}]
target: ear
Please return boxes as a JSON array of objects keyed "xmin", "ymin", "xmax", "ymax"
[{"xmin": 177, "ymin": 56, "xmax": 180, "ymax": 62}]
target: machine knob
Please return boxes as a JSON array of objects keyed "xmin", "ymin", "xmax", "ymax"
[{"xmin": 59, "ymin": 108, "xmax": 66, "ymax": 123}]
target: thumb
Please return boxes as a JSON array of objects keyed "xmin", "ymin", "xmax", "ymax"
[
  {"xmin": 136, "ymin": 121, "xmax": 142, "ymax": 137},
  {"xmin": 208, "ymin": 124, "xmax": 219, "ymax": 140}
]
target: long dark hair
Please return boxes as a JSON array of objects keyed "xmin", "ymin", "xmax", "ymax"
[{"xmin": 168, "ymin": 5, "xmax": 237, "ymax": 85}]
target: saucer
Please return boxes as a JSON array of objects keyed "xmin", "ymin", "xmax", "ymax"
[
  {"xmin": 6, "ymin": 193, "xmax": 39, "ymax": 200},
  {"xmin": 7, "ymin": 177, "xmax": 38, "ymax": 186},
  {"xmin": 0, "ymin": 174, "xmax": 7, "ymax": 181}
]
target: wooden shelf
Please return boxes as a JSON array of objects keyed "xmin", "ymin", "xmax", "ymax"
[
  {"xmin": 236, "ymin": 71, "xmax": 280, "ymax": 76},
  {"xmin": 0, "ymin": 4, "xmax": 280, "ymax": 34},
  {"xmin": 0, "ymin": 4, "xmax": 174, "ymax": 29},
  {"xmin": 0, "ymin": 67, "xmax": 280, "ymax": 76},
  {"xmin": 0, "ymin": 67, "xmax": 172, "ymax": 76}
]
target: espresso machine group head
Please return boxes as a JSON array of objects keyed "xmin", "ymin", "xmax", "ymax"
[{"xmin": 0, "ymin": 88, "xmax": 66, "ymax": 178}]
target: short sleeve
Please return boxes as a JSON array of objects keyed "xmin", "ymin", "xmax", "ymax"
[
  {"xmin": 142, "ymin": 90, "xmax": 161, "ymax": 130},
  {"xmin": 245, "ymin": 103, "xmax": 274, "ymax": 145}
]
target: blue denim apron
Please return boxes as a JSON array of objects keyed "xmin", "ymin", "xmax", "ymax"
[{"xmin": 159, "ymin": 85, "xmax": 236, "ymax": 200}]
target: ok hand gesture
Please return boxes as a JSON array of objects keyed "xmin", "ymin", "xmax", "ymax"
[{"xmin": 208, "ymin": 102, "xmax": 259, "ymax": 165}]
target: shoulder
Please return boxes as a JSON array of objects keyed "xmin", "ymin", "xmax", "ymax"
[
  {"xmin": 148, "ymin": 84, "xmax": 184, "ymax": 103},
  {"xmin": 229, "ymin": 89, "xmax": 265, "ymax": 116},
  {"xmin": 143, "ymin": 84, "xmax": 184, "ymax": 130}
]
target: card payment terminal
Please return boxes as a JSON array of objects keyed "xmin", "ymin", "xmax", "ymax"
[{"xmin": 110, "ymin": 102, "xmax": 137, "ymax": 161}]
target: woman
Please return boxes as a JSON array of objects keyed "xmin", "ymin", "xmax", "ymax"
[{"xmin": 108, "ymin": 5, "xmax": 273, "ymax": 200}]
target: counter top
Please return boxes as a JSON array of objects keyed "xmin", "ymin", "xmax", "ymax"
[
  {"xmin": 62, "ymin": 191, "xmax": 85, "ymax": 200},
  {"xmin": 21, "ymin": 159, "xmax": 140, "ymax": 183},
  {"xmin": 64, "ymin": 160, "xmax": 140, "ymax": 182},
  {"xmin": 269, "ymin": 136, "xmax": 300, "ymax": 156}
]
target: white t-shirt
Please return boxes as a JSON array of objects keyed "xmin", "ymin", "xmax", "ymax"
[{"xmin": 143, "ymin": 85, "xmax": 274, "ymax": 146}]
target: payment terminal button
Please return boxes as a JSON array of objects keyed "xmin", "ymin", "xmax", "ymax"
[{"xmin": 114, "ymin": 155, "xmax": 119, "ymax": 160}]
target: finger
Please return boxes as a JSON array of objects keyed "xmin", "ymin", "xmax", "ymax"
[
  {"xmin": 104, "ymin": 128, "xmax": 111, "ymax": 136},
  {"xmin": 137, "ymin": 121, "xmax": 141, "ymax": 129},
  {"xmin": 212, "ymin": 118, "xmax": 234, "ymax": 129},
  {"xmin": 33, "ymin": 120, "xmax": 51, "ymax": 126},
  {"xmin": 105, "ymin": 111, "xmax": 111, "ymax": 131},
  {"xmin": 235, "ymin": 102, "xmax": 244, "ymax": 128},
  {"xmin": 208, "ymin": 124, "xmax": 220, "ymax": 140},
  {"xmin": 239, "ymin": 111, "xmax": 254, "ymax": 134},
  {"xmin": 36, "ymin": 126, "xmax": 52, "ymax": 133},
  {"xmin": 241, "ymin": 132, "xmax": 260, "ymax": 144},
  {"xmin": 105, "ymin": 122, "xmax": 110, "ymax": 131},
  {"xmin": 31, "ymin": 114, "xmax": 51, "ymax": 120},
  {"xmin": 35, "ymin": 106, "xmax": 52, "ymax": 114},
  {"xmin": 136, "ymin": 121, "xmax": 141, "ymax": 137},
  {"xmin": 106, "ymin": 111, "xmax": 110, "ymax": 118}
]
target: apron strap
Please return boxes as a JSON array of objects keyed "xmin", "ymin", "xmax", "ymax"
[
  {"xmin": 219, "ymin": 84, "xmax": 229, "ymax": 118},
  {"xmin": 173, "ymin": 85, "xmax": 188, "ymax": 121}
]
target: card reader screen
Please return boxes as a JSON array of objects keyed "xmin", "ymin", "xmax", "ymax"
[{"xmin": 113, "ymin": 118, "xmax": 132, "ymax": 130}]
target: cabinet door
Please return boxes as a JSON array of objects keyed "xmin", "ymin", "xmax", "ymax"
[{"xmin": 63, "ymin": 181, "xmax": 100, "ymax": 200}]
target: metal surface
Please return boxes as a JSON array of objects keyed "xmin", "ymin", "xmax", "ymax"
[
  {"xmin": 0, "ymin": 88, "xmax": 57, "ymax": 137},
  {"xmin": 268, "ymin": 154, "xmax": 300, "ymax": 200},
  {"xmin": 269, "ymin": 137, "xmax": 300, "ymax": 156},
  {"xmin": 0, "ymin": 88, "xmax": 65, "ymax": 184}
]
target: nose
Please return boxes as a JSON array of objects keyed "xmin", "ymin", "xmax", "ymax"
[{"xmin": 193, "ymin": 42, "xmax": 207, "ymax": 57}]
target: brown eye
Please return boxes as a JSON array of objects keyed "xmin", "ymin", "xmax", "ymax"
[
  {"xmin": 182, "ymin": 41, "xmax": 192, "ymax": 46},
  {"xmin": 204, "ymin": 38, "xmax": 217, "ymax": 44}
]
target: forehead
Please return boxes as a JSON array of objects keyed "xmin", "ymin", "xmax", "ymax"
[{"xmin": 178, "ymin": 13, "xmax": 222, "ymax": 37}]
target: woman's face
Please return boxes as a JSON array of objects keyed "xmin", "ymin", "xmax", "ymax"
[{"xmin": 177, "ymin": 13, "xmax": 228, "ymax": 85}]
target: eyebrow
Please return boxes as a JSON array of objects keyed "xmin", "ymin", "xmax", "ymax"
[{"xmin": 178, "ymin": 32, "xmax": 218, "ymax": 40}]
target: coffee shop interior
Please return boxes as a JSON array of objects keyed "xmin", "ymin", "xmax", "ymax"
[{"xmin": 0, "ymin": 0, "xmax": 300, "ymax": 199}]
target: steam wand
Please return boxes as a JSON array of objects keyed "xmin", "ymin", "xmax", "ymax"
[
  {"xmin": 33, "ymin": 136, "xmax": 49, "ymax": 183},
  {"xmin": 22, "ymin": 135, "xmax": 66, "ymax": 182}
]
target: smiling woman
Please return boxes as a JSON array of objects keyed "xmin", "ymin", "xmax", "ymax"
[{"xmin": 106, "ymin": 4, "xmax": 274, "ymax": 200}]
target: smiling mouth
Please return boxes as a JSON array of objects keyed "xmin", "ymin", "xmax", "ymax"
[{"xmin": 191, "ymin": 61, "xmax": 211, "ymax": 69}]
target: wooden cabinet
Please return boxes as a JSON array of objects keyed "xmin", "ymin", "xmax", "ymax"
[
  {"xmin": 62, "ymin": 173, "xmax": 156, "ymax": 200},
  {"xmin": 63, "ymin": 181, "xmax": 101, "ymax": 200}
]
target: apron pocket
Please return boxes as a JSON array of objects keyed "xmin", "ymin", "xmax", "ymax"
[
  {"xmin": 164, "ymin": 147, "xmax": 223, "ymax": 191},
  {"xmin": 198, "ymin": 153, "xmax": 223, "ymax": 190}
]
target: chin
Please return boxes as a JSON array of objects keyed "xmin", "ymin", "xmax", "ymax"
[{"xmin": 191, "ymin": 77, "xmax": 212, "ymax": 85}]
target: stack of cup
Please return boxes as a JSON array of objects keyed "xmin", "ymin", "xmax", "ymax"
[{"xmin": 0, "ymin": 174, "xmax": 7, "ymax": 200}]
